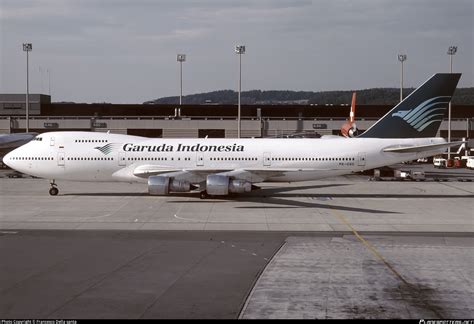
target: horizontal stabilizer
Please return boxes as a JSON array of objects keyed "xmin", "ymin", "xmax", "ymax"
[{"xmin": 383, "ymin": 141, "xmax": 465, "ymax": 153}]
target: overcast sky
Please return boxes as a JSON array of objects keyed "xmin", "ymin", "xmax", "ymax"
[{"xmin": 1, "ymin": 0, "xmax": 472, "ymax": 103}]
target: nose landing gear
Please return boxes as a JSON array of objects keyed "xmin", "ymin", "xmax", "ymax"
[{"xmin": 49, "ymin": 180, "xmax": 59, "ymax": 196}]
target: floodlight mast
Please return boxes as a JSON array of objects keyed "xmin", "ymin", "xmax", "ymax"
[
  {"xmin": 177, "ymin": 54, "xmax": 186, "ymax": 105},
  {"xmin": 47, "ymin": 68, "xmax": 51, "ymax": 96},
  {"xmin": 397, "ymin": 54, "xmax": 407, "ymax": 102},
  {"xmin": 447, "ymin": 46, "xmax": 457, "ymax": 160},
  {"xmin": 235, "ymin": 45, "xmax": 245, "ymax": 138},
  {"xmin": 23, "ymin": 43, "xmax": 32, "ymax": 132}
]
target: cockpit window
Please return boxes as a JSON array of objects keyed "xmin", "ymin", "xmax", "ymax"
[{"xmin": 34, "ymin": 137, "xmax": 43, "ymax": 141}]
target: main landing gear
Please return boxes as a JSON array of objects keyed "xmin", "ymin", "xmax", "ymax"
[
  {"xmin": 49, "ymin": 180, "xmax": 59, "ymax": 196},
  {"xmin": 200, "ymin": 190, "xmax": 210, "ymax": 199}
]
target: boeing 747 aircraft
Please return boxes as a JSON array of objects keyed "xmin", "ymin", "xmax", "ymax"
[{"xmin": 3, "ymin": 73, "xmax": 463, "ymax": 198}]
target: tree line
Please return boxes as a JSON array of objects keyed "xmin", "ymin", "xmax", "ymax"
[{"xmin": 146, "ymin": 87, "xmax": 474, "ymax": 105}]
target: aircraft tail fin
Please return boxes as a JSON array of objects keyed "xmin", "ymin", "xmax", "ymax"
[{"xmin": 358, "ymin": 73, "xmax": 461, "ymax": 138}]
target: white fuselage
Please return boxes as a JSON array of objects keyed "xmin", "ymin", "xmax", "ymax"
[{"xmin": 4, "ymin": 131, "xmax": 447, "ymax": 184}]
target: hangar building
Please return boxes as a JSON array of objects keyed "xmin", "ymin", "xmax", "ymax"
[{"xmin": 0, "ymin": 94, "xmax": 472, "ymax": 139}]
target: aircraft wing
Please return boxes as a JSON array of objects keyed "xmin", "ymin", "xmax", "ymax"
[
  {"xmin": 132, "ymin": 165, "xmax": 180, "ymax": 177},
  {"xmin": 132, "ymin": 165, "xmax": 326, "ymax": 183},
  {"xmin": 215, "ymin": 168, "xmax": 326, "ymax": 182},
  {"xmin": 132, "ymin": 165, "xmax": 233, "ymax": 183},
  {"xmin": 383, "ymin": 141, "xmax": 465, "ymax": 153}
]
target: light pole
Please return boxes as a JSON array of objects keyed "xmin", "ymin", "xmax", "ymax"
[
  {"xmin": 23, "ymin": 43, "xmax": 32, "ymax": 132},
  {"xmin": 447, "ymin": 46, "xmax": 457, "ymax": 160},
  {"xmin": 177, "ymin": 54, "xmax": 186, "ymax": 105},
  {"xmin": 235, "ymin": 45, "xmax": 245, "ymax": 138},
  {"xmin": 47, "ymin": 68, "xmax": 51, "ymax": 96},
  {"xmin": 398, "ymin": 54, "xmax": 407, "ymax": 102}
]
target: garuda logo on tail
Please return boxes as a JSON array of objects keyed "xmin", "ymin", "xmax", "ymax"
[{"xmin": 391, "ymin": 96, "xmax": 450, "ymax": 132}]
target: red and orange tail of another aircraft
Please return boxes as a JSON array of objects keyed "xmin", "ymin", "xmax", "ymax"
[
  {"xmin": 350, "ymin": 92, "xmax": 356, "ymax": 123},
  {"xmin": 341, "ymin": 92, "xmax": 357, "ymax": 137}
]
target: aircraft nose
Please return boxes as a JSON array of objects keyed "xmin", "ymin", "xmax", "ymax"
[{"xmin": 3, "ymin": 151, "xmax": 13, "ymax": 168}]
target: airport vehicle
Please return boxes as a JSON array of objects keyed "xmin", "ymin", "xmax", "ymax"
[
  {"xmin": 410, "ymin": 171, "xmax": 426, "ymax": 181},
  {"xmin": 372, "ymin": 169, "xmax": 425, "ymax": 181},
  {"xmin": 467, "ymin": 157, "xmax": 474, "ymax": 170},
  {"xmin": 3, "ymin": 73, "xmax": 463, "ymax": 198},
  {"xmin": 394, "ymin": 170, "xmax": 424, "ymax": 181},
  {"xmin": 394, "ymin": 170, "xmax": 410, "ymax": 180},
  {"xmin": 433, "ymin": 157, "xmax": 447, "ymax": 168}
]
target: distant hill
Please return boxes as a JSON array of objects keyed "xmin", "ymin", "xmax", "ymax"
[{"xmin": 145, "ymin": 87, "xmax": 474, "ymax": 105}]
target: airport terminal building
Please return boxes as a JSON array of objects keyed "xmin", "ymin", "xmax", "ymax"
[{"xmin": 0, "ymin": 94, "xmax": 472, "ymax": 139}]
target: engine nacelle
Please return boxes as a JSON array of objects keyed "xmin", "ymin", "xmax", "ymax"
[
  {"xmin": 206, "ymin": 174, "xmax": 252, "ymax": 195},
  {"xmin": 148, "ymin": 176, "xmax": 192, "ymax": 195},
  {"xmin": 206, "ymin": 174, "xmax": 230, "ymax": 195},
  {"xmin": 170, "ymin": 179, "xmax": 192, "ymax": 192},
  {"xmin": 229, "ymin": 179, "xmax": 252, "ymax": 193}
]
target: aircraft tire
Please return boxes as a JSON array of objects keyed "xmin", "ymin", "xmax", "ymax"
[
  {"xmin": 200, "ymin": 191, "xmax": 209, "ymax": 199},
  {"xmin": 49, "ymin": 187, "xmax": 59, "ymax": 196}
]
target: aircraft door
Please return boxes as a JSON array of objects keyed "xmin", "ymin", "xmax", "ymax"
[
  {"xmin": 357, "ymin": 152, "xmax": 366, "ymax": 167},
  {"xmin": 57, "ymin": 152, "xmax": 65, "ymax": 166},
  {"xmin": 196, "ymin": 153, "xmax": 204, "ymax": 166},
  {"xmin": 118, "ymin": 152, "xmax": 126, "ymax": 166},
  {"xmin": 263, "ymin": 152, "xmax": 271, "ymax": 166},
  {"xmin": 50, "ymin": 137, "xmax": 55, "ymax": 146}
]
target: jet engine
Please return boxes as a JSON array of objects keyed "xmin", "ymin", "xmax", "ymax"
[
  {"xmin": 148, "ymin": 175, "xmax": 194, "ymax": 195},
  {"xmin": 206, "ymin": 174, "xmax": 252, "ymax": 196}
]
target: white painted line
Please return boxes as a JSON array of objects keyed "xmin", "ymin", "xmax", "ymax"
[
  {"xmin": 0, "ymin": 231, "xmax": 18, "ymax": 234},
  {"xmin": 85, "ymin": 213, "xmax": 112, "ymax": 219},
  {"xmin": 172, "ymin": 197, "xmax": 203, "ymax": 222},
  {"xmin": 173, "ymin": 214, "xmax": 201, "ymax": 222}
]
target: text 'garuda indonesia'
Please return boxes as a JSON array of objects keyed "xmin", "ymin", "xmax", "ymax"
[{"xmin": 123, "ymin": 143, "xmax": 245, "ymax": 153}]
